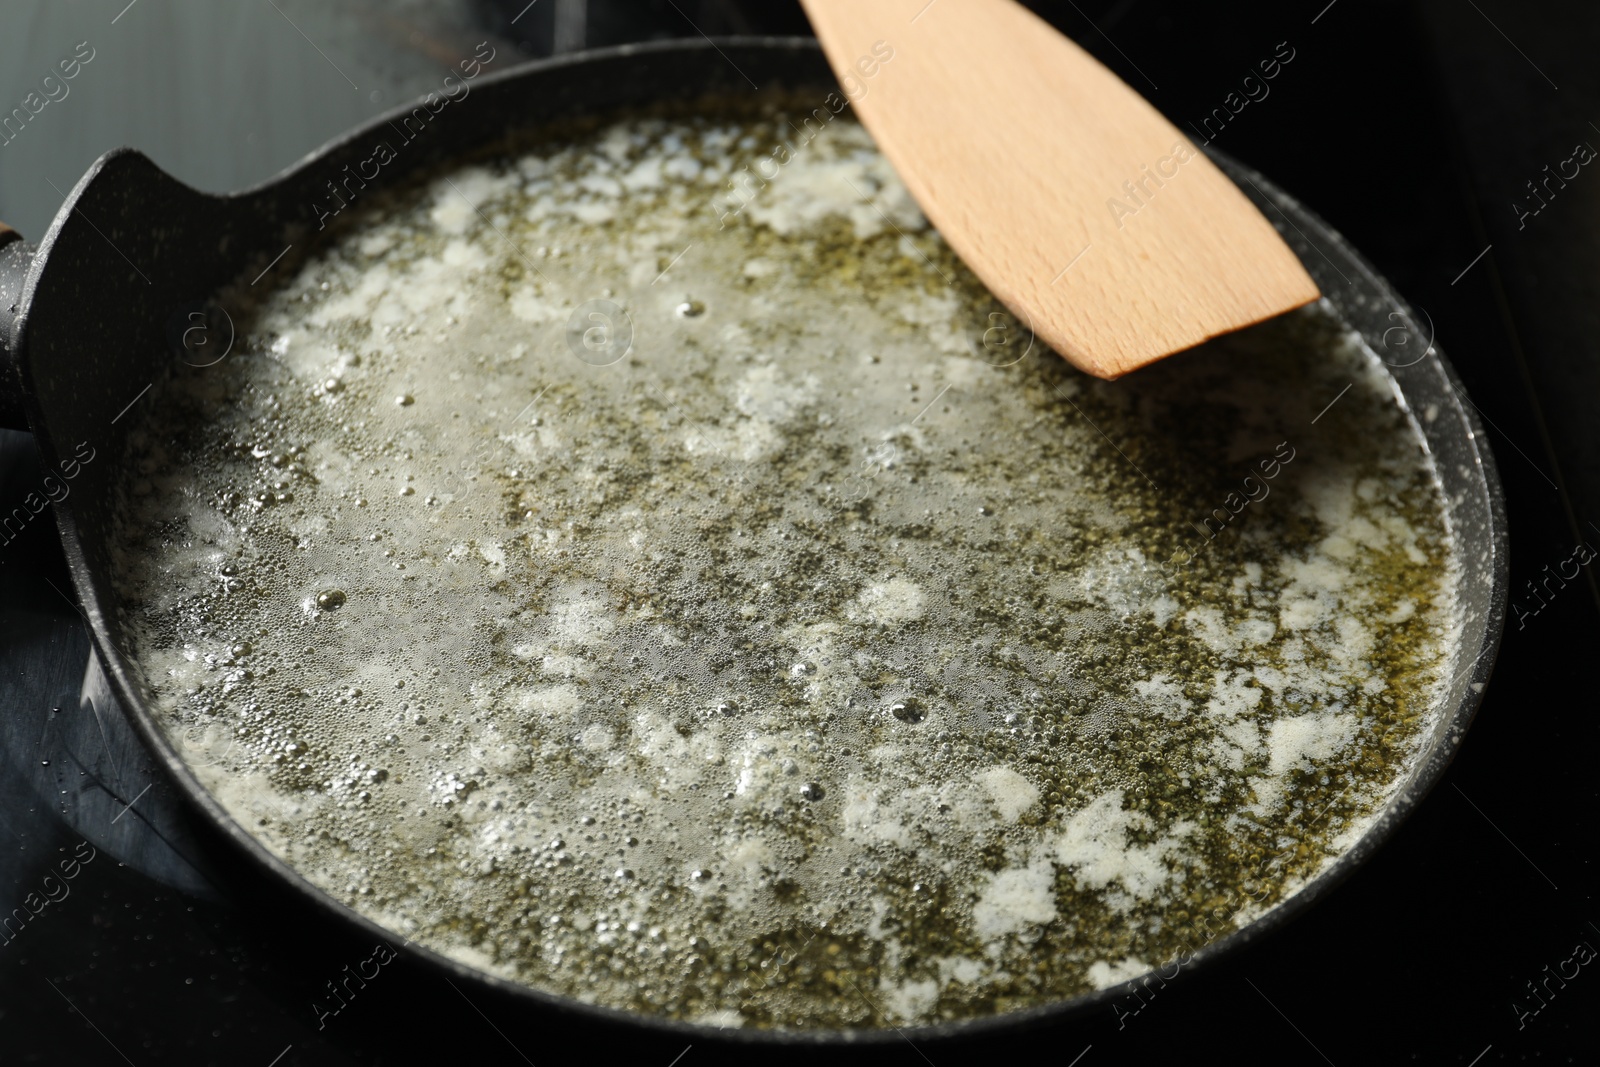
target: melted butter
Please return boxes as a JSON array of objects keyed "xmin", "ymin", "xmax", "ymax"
[{"xmin": 110, "ymin": 100, "xmax": 1460, "ymax": 1029}]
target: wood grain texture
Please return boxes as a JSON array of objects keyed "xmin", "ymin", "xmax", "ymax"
[{"xmin": 800, "ymin": 0, "xmax": 1320, "ymax": 378}]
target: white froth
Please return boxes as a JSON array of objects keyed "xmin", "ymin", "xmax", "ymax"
[
  {"xmin": 977, "ymin": 766, "xmax": 1041, "ymax": 822},
  {"xmin": 1050, "ymin": 791, "xmax": 1191, "ymax": 911},
  {"xmin": 973, "ymin": 859, "xmax": 1058, "ymax": 939},
  {"xmin": 1087, "ymin": 957, "xmax": 1151, "ymax": 990}
]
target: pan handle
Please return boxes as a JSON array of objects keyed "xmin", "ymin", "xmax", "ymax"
[{"xmin": 0, "ymin": 223, "xmax": 32, "ymax": 430}]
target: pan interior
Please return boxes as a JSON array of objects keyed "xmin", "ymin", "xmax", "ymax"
[{"xmin": 107, "ymin": 97, "xmax": 1462, "ymax": 1030}]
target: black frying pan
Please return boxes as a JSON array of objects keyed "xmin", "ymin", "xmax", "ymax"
[{"xmin": 0, "ymin": 38, "xmax": 1507, "ymax": 1043}]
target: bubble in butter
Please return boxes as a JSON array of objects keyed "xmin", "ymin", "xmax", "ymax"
[{"xmin": 111, "ymin": 100, "xmax": 1460, "ymax": 1030}]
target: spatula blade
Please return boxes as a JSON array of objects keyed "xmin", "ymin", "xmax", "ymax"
[{"xmin": 801, "ymin": 0, "xmax": 1321, "ymax": 379}]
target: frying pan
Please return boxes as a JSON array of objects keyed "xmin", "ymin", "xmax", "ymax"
[{"xmin": 0, "ymin": 38, "xmax": 1507, "ymax": 1042}]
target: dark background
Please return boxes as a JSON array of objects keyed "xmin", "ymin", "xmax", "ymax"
[{"xmin": 0, "ymin": 0, "xmax": 1595, "ymax": 1063}]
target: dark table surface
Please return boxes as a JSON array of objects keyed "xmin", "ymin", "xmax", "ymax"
[{"xmin": 0, "ymin": 1, "xmax": 1595, "ymax": 1063}]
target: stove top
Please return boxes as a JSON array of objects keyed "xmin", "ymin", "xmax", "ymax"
[{"xmin": 1, "ymin": 1, "xmax": 1596, "ymax": 1063}]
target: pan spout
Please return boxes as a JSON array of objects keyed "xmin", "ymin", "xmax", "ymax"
[{"xmin": 0, "ymin": 232, "xmax": 32, "ymax": 431}]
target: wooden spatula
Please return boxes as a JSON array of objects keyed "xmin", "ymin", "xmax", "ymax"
[{"xmin": 799, "ymin": 0, "xmax": 1320, "ymax": 379}]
